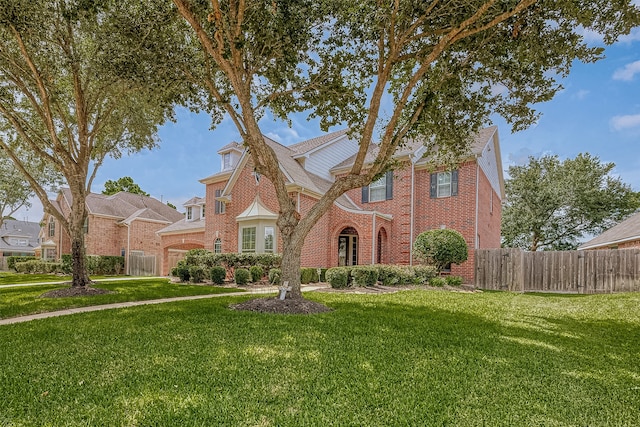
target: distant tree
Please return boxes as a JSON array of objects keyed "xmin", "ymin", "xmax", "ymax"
[
  {"xmin": 0, "ymin": 147, "xmax": 60, "ymax": 229},
  {"xmin": 0, "ymin": 0, "xmax": 185, "ymax": 287},
  {"xmin": 102, "ymin": 177, "xmax": 150, "ymax": 197},
  {"xmin": 170, "ymin": 0, "xmax": 640, "ymax": 298},
  {"xmin": 502, "ymin": 154, "xmax": 640, "ymax": 251},
  {"xmin": 414, "ymin": 229, "xmax": 469, "ymax": 273},
  {"xmin": 166, "ymin": 201, "xmax": 177, "ymax": 210}
]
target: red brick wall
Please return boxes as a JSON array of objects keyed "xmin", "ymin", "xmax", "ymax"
[
  {"xmin": 200, "ymin": 156, "xmax": 501, "ymax": 283},
  {"xmin": 160, "ymin": 231, "xmax": 205, "ymax": 275}
]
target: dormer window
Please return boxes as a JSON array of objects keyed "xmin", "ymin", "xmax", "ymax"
[
  {"xmin": 222, "ymin": 152, "xmax": 232, "ymax": 170},
  {"xmin": 201, "ymin": 205, "xmax": 206, "ymax": 218},
  {"xmin": 187, "ymin": 207, "xmax": 193, "ymax": 220}
]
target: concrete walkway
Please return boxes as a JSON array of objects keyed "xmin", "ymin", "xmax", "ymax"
[{"xmin": 0, "ymin": 283, "xmax": 329, "ymax": 326}]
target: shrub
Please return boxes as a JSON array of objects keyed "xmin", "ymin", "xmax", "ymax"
[
  {"xmin": 175, "ymin": 262, "xmax": 190, "ymax": 282},
  {"xmin": 445, "ymin": 275, "xmax": 464, "ymax": 286},
  {"xmin": 300, "ymin": 267, "xmax": 319, "ymax": 284},
  {"xmin": 376, "ymin": 265, "xmax": 416, "ymax": 286},
  {"xmin": 429, "ymin": 277, "xmax": 447, "ymax": 287},
  {"xmin": 170, "ymin": 267, "xmax": 178, "ymax": 277},
  {"xmin": 326, "ymin": 267, "xmax": 350, "ymax": 289},
  {"xmin": 7, "ymin": 256, "xmax": 37, "ymax": 271},
  {"xmin": 268, "ymin": 268, "xmax": 281, "ymax": 285},
  {"xmin": 61, "ymin": 254, "xmax": 72, "ymax": 274},
  {"xmin": 209, "ymin": 266, "xmax": 227, "ymax": 285},
  {"xmin": 351, "ymin": 266, "xmax": 379, "ymax": 287},
  {"xmin": 234, "ymin": 268, "xmax": 251, "ymax": 285},
  {"xmin": 319, "ymin": 268, "xmax": 328, "ymax": 282},
  {"xmin": 249, "ymin": 265, "xmax": 264, "ymax": 283},
  {"xmin": 189, "ymin": 266, "xmax": 206, "ymax": 283},
  {"xmin": 413, "ymin": 265, "xmax": 438, "ymax": 284},
  {"xmin": 413, "ymin": 229, "xmax": 468, "ymax": 272},
  {"xmin": 14, "ymin": 260, "xmax": 61, "ymax": 274}
]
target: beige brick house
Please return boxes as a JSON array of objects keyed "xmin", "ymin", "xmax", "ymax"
[
  {"xmin": 40, "ymin": 189, "xmax": 184, "ymax": 274},
  {"xmin": 158, "ymin": 127, "xmax": 504, "ymax": 282}
]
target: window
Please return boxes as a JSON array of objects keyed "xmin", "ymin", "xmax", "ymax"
[
  {"xmin": 201, "ymin": 205, "xmax": 206, "ymax": 218},
  {"xmin": 264, "ymin": 227, "xmax": 274, "ymax": 253},
  {"xmin": 83, "ymin": 217, "xmax": 89, "ymax": 234},
  {"xmin": 48, "ymin": 218, "xmax": 55, "ymax": 237},
  {"xmin": 362, "ymin": 171, "xmax": 393, "ymax": 203},
  {"xmin": 430, "ymin": 170, "xmax": 459, "ymax": 198},
  {"xmin": 215, "ymin": 189, "xmax": 225, "ymax": 214},
  {"xmin": 9, "ymin": 238, "xmax": 28, "ymax": 246},
  {"xmin": 241, "ymin": 227, "xmax": 256, "ymax": 253},
  {"xmin": 214, "ymin": 238, "xmax": 222, "ymax": 253},
  {"xmin": 186, "ymin": 207, "xmax": 193, "ymax": 220},
  {"xmin": 222, "ymin": 152, "xmax": 232, "ymax": 170},
  {"xmin": 45, "ymin": 248, "xmax": 56, "ymax": 260}
]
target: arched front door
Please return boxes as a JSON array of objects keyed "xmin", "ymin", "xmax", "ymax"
[
  {"xmin": 377, "ymin": 228, "xmax": 387, "ymax": 264},
  {"xmin": 338, "ymin": 227, "xmax": 358, "ymax": 266}
]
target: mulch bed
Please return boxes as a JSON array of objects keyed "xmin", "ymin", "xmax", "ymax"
[
  {"xmin": 39, "ymin": 286, "xmax": 115, "ymax": 298},
  {"xmin": 230, "ymin": 297, "xmax": 333, "ymax": 315}
]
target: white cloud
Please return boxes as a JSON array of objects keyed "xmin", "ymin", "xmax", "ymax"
[
  {"xmin": 618, "ymin": 27, "xmax": 640, "ymax": 43},
  {"xmin": 610, "ymin": 114, "xmax": 640, "ymax": 131},
  {"xmin": 613, "ymin": 60, "xmax": 640, "ymax": 81},
  {"xmin": 573, "ymin": 89, "xmax": 590, "ymax": 100}
]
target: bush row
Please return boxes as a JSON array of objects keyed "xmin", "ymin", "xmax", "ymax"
[
  {"xmin": 324, "ymin": 264, "xmax": 462, "ymax": 288},
  {"xmin": 11, "ymin": 255, "xmax": 125, "ymax": 275},
  {"xmin": 7, "ymin": 256, "xmax": 37, "ymax": 270},
  {"xmin": 14, "ymin": 260, "xmax": 63, "ymax": 274},
  {"xmin": 61, "ymin": 255, "xmax": 125, "ymax": 275},
  {"xmin": 182, "ymin": 250, "xmax": 282, "ymax": 271}
]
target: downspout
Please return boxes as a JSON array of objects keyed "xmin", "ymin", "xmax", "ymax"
[
  {"xmin": 126, "ymin": 223, "xmax": 131, "ymax": 275},
  {"xmin": 371, "ymin": 212, "xmax": 376, "ymax": 264},
  {"xmin": 475, "ymin": 163, "xmax": 479, "ymax": 249},
  {"xmin": 409, "ymin": 161, "xmax": 416, "ymax": 266}
]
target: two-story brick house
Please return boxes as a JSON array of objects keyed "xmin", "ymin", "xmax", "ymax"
[
  {"xmin": 158, "ymin": 127, "xmax": 504, "ymax": 282},
  {"xmin": 40, "ymin": 189, "xmax": 184, "ymax": 274}
]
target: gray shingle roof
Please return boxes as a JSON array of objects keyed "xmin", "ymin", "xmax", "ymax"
[
  {"xmin": 288, "ymin": 128, "xmax": 349, "ymax": 156},
  {"xmin": 578, "ymin": 211, "xmax": 640, "ymax": 249},
  {"xmin": 330, "ymin": 126, "xmax": 498, "ymax": 171},
  {"xmin": 61, "ymin": 189, "xmax": 184, "ymax": 224},
  {"xmin": 0, "ymin": 220, "xmax": 40, "ymax": 252},
  {"xmin": 157, "ymin": 218, "xmax": 205, "ymax": 235}
]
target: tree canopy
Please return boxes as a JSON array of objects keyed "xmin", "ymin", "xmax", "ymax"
[
  {"xmin": 102, "ymin": 177, "xmax": 150, "ymax": 197},
  {"xmin": 0, "ymin": 0, "xmax": 186, "ymax": 286},
  {"xmin": 170, "ymin": 0, "xmax": 640, "ymax": 297},
  {"xmin": 502, "ymin": 153, "xmax": 640, "ymax": 251}
]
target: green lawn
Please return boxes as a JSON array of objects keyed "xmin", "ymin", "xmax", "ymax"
[
  {"xmin": 0, "ymin": 272, "xmax": 117, "ymax": 286},
  {"xmin": 0, "ymin": 290, "xmax": 638, "ymax": 426},
  {"xmin": 0, "ymin": 278, "xmax": 243, "ymax": 319}
]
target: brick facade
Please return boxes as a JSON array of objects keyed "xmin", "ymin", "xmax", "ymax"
[{"xmin": 166, "ymin": 128, "xmax": 504, "ymax": 282}]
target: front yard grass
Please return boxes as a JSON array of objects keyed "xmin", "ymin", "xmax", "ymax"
[
  {"xmin": 0, "ymin": 278, "xmax": 242, "ymax": 319},
  {"xmin": 0, "ymin": 290, "xmax": 639, "ymax": 426},
  {"xmin": 0, "ymin": 272, "xmax": 116, "ymax": 286}
]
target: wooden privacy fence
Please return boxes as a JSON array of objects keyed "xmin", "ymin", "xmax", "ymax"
[
  {"xmin": 128, "ymin": 254, "xmax": 157, "ymax": 277},
  {"xmin": 474, "ymin": 248, "xmax": 640, "ymax": 293}
]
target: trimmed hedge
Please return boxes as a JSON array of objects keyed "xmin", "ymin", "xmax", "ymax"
[
  {"xmin": 60, "ymin": 254, "xmax": 125, "ymax": 275},
  {"xmin": 180, "ymin": 250, "xmax": 281, "ymax": 283},
  {"xmin": 326, "ymin": 267, "xmax": 350, "ymax": 289},
  {"xmin": 445, "ymin": 276, "xmax": 464, "ymax": 286},
  {"xmin": 300, "ymin": 267, "xmax": 319, "ymax": 284},
  {"xmin": 351, "ymin": 266, "xmax": 379, "ymax": 287},
  {"xmin": 189, "ymin": 266, "xmax": 206, "ymax": 283},
  {"xmin": 234, "ymin": 268, "xmax": 251, "ymax": 285},
  {"xmin": 7, "ymin": 256, "xmax": 37, "ymax": 271},
  {"xmin": 249, "ymin": 265, "xmax": 264, "ymax": 283},
  {"xmin": 209, "ymin": 266, "xmax": 227, "ymax": 285},
  {"xmin": 14, "ymin": 260, "xmax": 62, "ymax": 274}
]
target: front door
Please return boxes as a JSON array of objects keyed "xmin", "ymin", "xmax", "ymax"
[{"xmin": 338, "ymin": 228, "xmax": 358, "ymax": 266}]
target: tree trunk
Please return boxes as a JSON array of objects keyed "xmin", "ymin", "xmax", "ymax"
[
  {"xmin": 280, "ymin": 232, "xmax": 304, "ymax": 299},
  {"xmin": 69, "ymin": 187, "xmax": 91, "ymax": 287}
]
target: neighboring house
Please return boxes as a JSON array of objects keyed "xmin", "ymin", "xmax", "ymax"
[
  {"xmin": 0, "ymin": 220, "xmax": 40, "ymax": 269},
  {"xmin": 158, "ymin": 127, "xmax": 504, "ymax": 282},
  {"xmin": 578, "ymin": 211, "xmax": 640, "ymax": 250},
  {"xmin": 39, "ymin": 189, "xmax": 184, "ymax": 274}
]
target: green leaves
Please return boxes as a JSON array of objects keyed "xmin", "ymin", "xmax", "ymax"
[{"xmin": 502, "ymin": 153, "xmax": 640, "ymax": 251}]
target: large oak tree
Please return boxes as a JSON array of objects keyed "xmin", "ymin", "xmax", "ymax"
[
  {"xmin": 502, "ymin": 153, "xmax": 640, "ymax": 251},
  {"xmin": 171, "ymin": 0, "xmax": 640, "ymax": 298},
  {"xmin": 0, "ymin": 0, "xmax": 187, "ymax": 286}
]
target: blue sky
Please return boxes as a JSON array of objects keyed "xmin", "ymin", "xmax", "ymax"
[{"xmin": 14, "ymin": 25, "xmax": 640, "ymax": 222}]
